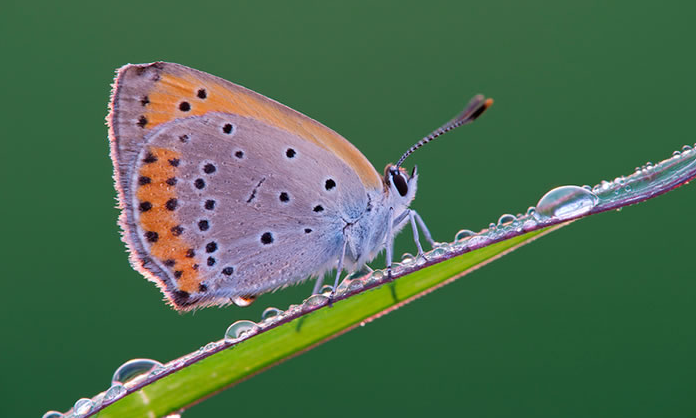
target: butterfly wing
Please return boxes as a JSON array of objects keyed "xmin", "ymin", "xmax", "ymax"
[
  {"xmin": 109, "ymin": 62, "xmax": 381, "ymax": 190},
  {"xmin": 108, "ymin": 63, "xmax": 379, "ymax": 310}
]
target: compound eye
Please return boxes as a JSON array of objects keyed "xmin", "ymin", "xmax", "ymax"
[{"xmin": 391, "ymin": 171, "xmax": 409, "ymax": 197}]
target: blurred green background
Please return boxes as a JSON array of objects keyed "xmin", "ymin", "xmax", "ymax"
[{"xmin": 2, "ymin": 1, "xmax": 694, "ymax": 417}]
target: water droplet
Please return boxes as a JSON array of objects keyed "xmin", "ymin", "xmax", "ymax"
[
  {"xmin": 682, "ymin": 144, "xmax": 692, "ymax": 152},
  {"xmin": 224, "ymin": 320, "xmax": 259, "ymax": 341},
  {"xmin": 42, "ymin": 411, "xmax": 63, "ymax": 418},
  {"xmin": 581, "ymin": 185, "xmax": 592, "ymax": 191},
  {"xmin": 526, "ymin": 206, "xmax": 537, "ymax": 216},
  {"xmin": 73, "ymin": 398, "xmax": 93, "ymax": 417},
  {"xmin": 497, "ymin": 213, "xmax": 516, "ymax": 226},
  {"xmin": 429, "ymin": 247, "xmax": 446, "ymax": 257},
  {"xmin": 624, "ymin": 185, "xmax": 632, "ymax": 192},
  {"xmin": 261, "ymin": 307, "xmax": 283, "ymax": 321},
  {"xmin": 319, "ymin": 284, "xmax": 334, "ymax": 295},
  {"xmin": 164, "ymin": 415, "xmax": 182, "ymax": 418},
  {"xmin": 304, "ymin": 294, "xmax": 328, "ymax": 307},
  {"xmin": 112, "ymin": 358, "xmax": 163, "ymax": 385},
  {"xmin": 672, "ymin": 150, "xmax": 682, "ymax": 158},
  {"xmin": 454, "ymin": 229, "xmax": 475, "ymax": 241},
  {"xmin": 104, "ymin": 383, "xmax": 127, "ymax": 402},
  {"xmin": 535, "ymin": 185, "xmax": 599, "ymax": 221},
  {"xmin": 488, "ymin": 222, "xmax": 496, "ymax": 230},
  {"xmin": 348, "ymin": 278, "xmax": 365, "ymax": 291},
  {"xmin": 231, "ymin": 296, "xmax": 254, "ymax": 307},
  {"xmin": 400, "ymin": 252, "xmax": 415, "ymax": 265},
  {"xmin": 366, "ymin": 270, "xmax": 384, "ymax": 285},
  {"xmin": 201, "ymin": 342, "xmax": 220, "ymax": 352}
]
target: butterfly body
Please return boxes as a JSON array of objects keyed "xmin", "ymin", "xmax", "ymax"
[{"xmin": 108, "ymin": 62, "xmax": 418, "ymax": 309}]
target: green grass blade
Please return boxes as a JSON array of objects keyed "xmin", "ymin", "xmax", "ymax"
[
  {"xmin": 97, "ymin": 225, "xmax": 561, "ymax": 418},
  {"xmin": 57, "ymin": 143, "xmax": 695, "ymax": 418}
]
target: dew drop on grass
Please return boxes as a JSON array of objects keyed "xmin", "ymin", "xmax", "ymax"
[
  {"xmin": 400, "ymin": 252, "xmax": 415, "ymax": 265},
  {"xmin": 454, "ymin": 229, "xmax": 475, "ymax": 241},
  {"xmin": 111, "ymin": 358, "xmax": 163, "ymax": 386},
  {"xmin": 73, "ymin": 398, "xmax": 93, "ymax": 417},
  {"xmin": 304, "ymin": 294, "xmax": 329, "ymax": 308},
  {"xmin": 261, "ymin": 307, "xmax": 283, "ymax": 321},
  {"xmin": 534, "ymin": 185, "xmax": 598, "ymax": 221},
  {"xmin": 497, "ymin": 214, "xmax": 516, "ymax": 226},
  {"xmin": 104, "ymin": 383, "xmax": 127, "ymax": 402},
  {"xmin": 224, "ymin": 320, "xmax": 259, "ymax": 341}
]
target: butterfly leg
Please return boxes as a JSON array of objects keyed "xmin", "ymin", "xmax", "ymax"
[
  {"xmin": 386, "ymin": 207, "xmax": 395, "ymax": 280},
  {"xmin": 408, "ymin": 210, "xmax": 427, "ymax": 260},
  {"xmin": 328, "ymin": 239, "xmax": 349, "ymax": 304},
  {"xmin": 410, "ymin": 210, "xmax": 436, "ymax": 247},
  {"xmin": 311, "ymin": 276, "xmax": 325, "ymax": 296}
]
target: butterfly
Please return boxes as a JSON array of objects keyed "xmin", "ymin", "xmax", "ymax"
[{"xmin": 107, "ymin": 62, "xmax": 491, "ymax": 310}]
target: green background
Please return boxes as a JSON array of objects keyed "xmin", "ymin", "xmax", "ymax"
[{"xmin": 2, "ymin": 1, "xmax": 694, "ymax": 417}]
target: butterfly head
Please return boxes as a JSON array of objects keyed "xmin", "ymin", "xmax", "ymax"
[{"xmin": 384, "ymin": 164, "xmax": 418, "ymax": 206}]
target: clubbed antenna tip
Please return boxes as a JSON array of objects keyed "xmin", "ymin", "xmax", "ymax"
[{"xmin": 395, "ymin": 95, "xmax": 493, "ymax": 168}]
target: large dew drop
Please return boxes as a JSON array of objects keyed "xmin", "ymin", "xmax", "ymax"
[
  {"xmin": 224, "ymin": 320, "xmax": 259, "ymax": 341},
  {"xmin": 42, "ymin": 412, "xmax": 62, "ymax": 418},
  {"xmin": 111, "ymin": 358, "xmax": 163, "ymax": 386},
  {"xmin": 534, "ymin": 185, "xmax": 598, "ymax": 221}
]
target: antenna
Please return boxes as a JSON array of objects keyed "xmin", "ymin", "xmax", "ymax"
[{"xmin": 395, "ymin": 95, "xmax": 493, "ymax": 168}]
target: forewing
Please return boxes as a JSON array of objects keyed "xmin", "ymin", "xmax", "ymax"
[{"xmin": 108, "ymin": 62, "xmax": 381, "ymax": 191}]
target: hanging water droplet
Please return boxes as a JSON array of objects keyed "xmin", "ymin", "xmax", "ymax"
[
  {"xmin": 261, "ymin": 307, "xmax": 283, "ymax": 321},
  {"xmin": 112, "ymin": 358, "xmax": 163, "ymax": 385},
  {"xmin": 497, "ymin": 214, "xmax": 516, "ymax": 226},
  {"xmin": 400, "ymin": 252, "xmax": 415, "ymax": 265},
  {"xmin": 104, "ymin": 383, "xmax": 127, "ymax": 402},
  {"xmin": 42, "ymin": 411, "xmax": 63, "ymax": 418},
  {"xmin": 73, "ymin": 398, "xmax": 93, "ymax": 417},
  {"xmin": 534, "ymin": 185, "xmax": 599, "ymax": 221},
  {"xmin": 231, "ymin": 296, "xmax": 255, "ymax": 307},
  {"xmin": 224, "ymin": 320, "xmax": 259, "ymax": 341},
  {"xmin": 304, "ymin": 294, "xmax": 329, "ymax": 308},
  {"xmin": 454, "ymin": 229, "xmax": 475, "ymax": 241}
]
